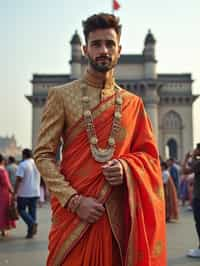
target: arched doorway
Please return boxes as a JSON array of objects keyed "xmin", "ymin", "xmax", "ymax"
[
  {"xmin": 162, "ymin": 111, "xmax": 183, "ymax": 160},
  {"xmin": 166, "ymin": 138, "xmax": 178, "ymax": 159}
]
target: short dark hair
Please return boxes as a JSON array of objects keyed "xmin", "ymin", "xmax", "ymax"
[
  {"xmin": 8, "ymin": 156, "xmax": 16, "ymax": 163},
  {"xmin": 161, "ymin": 161, "xmax": 168, "ymax": 170},
  {"xmin": 196, "ymin": 143, "xmax": 200, "ymax": 150},
  {"xmin": 0, "ymin": 153, "xmax": 5, "ymax": 163},
  {"xmin": 82, "ymin": 13, "xmax": 122, "ymax": 43},
  {"xmin": 22, "ymin": 148, "xmax": 32, "ymax": 159}
]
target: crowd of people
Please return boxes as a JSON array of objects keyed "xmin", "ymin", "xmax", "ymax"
[
  {"xmin": 0, "ymin": 149, "xmax": 48, "ymax": 239},
  {"xmin": 160, "ymin": 143, "xmax": 200, "ymax": 258}
]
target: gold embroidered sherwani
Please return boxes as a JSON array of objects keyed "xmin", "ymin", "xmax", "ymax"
[
  {"xmin": 34, "ymin": 71, "xmax": 125, "ymax": 263},
  {"xmin": 34, "ymin": 71, "xmax": 121, "ymax": 205}
]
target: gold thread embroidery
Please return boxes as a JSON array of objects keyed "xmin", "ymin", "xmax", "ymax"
[
  {"xmin": 119, "ymin": 159, "xmax": 136, "ymax": 266},
  {"xmin": 115, "ymin": 127, "xmax": 127, "ymax": 142},
  {"xmin": 98, "ymin": 182, "xmax": 111, "ymax": 202},
  {"xmin": 53, "ymin": 222, "xmax": 87, "ymax": 266},
  {"xmin": 64, "ymin": 97, "xmax": 116, "ymax": 148},
  {"xmin": 155, "ymin": 186, "xmax": 164, "ymax": 200},
  {"xmin": 153, "ymin": 240, "xmax": 162, "ymax": 257},
  {"xmin": 106, "ymin": 186, "xmax": 124, "ymax": 264},
  {"xmin": 63, "ymin": 90, "xmax": 131, "ymax": 150}
]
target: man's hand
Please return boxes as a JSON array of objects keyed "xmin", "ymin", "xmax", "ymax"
[
  {"xmin": 76, "ymin": 196, "xmax": 105, "ymax": 223},
  {"xmin": 102, "ymin": 159, "xmax": 124, "ymax": 186}
]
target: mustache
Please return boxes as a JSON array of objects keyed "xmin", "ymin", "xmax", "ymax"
[{"xmin": 95, "ymin": 55, "xmax": 111, "ymax": 61}]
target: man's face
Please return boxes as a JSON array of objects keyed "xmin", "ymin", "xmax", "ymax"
[
  {"xmin": 83, "ymin": 28, "xmax": 121, "ymax": 73},
  {"xmin": 167, "ymin": 160, "xmax": 173, "ymax": 167}
]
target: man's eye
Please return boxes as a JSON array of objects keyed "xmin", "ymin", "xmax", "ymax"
[
  {"xmin": 92, "ymin": 42, "xmax": 101, "ymax": 47},
  {"xmin": 106, "ymin": 41, "xmax": 115, "ymax": 48}
]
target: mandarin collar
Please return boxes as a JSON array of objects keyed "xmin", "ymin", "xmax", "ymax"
[{"xmin": 83, "ymin": 70, "xmax": 115, "ymax": 90}]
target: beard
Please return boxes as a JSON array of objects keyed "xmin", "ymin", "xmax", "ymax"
[{"xmin": 87, "ymin": 54, "xmax": 118, "ymax": 73}]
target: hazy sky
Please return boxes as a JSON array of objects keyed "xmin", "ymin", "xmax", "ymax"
[{"xmin": 0, "ymin": 0, "xmax": 199, "ymax": 148}]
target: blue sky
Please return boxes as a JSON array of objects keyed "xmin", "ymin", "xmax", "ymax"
[{"xmin": 0, "ymin": 0, "xmax": 199, "ymax": 148}]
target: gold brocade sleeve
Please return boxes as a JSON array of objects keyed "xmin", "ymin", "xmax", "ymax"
[{"xmin": 34, "ymin": 87, "xmax": 77, "ymax": 207}]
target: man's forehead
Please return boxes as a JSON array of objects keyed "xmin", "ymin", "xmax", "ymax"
[{"xmin": 88, "ymin": 28, "xmax": 118, "ymax": 42}]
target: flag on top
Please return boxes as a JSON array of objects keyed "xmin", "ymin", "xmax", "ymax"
[{"xmin": 113, "ymin": 0, "xmax": 120, "ymax": 11}]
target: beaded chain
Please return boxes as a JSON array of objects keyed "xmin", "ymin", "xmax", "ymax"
[{"xmin": 81, "ymin": 82, "xmax": 123, "ymax": 163}]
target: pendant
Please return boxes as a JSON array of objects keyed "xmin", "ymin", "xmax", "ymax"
[{"xmin": 90, "ymin": 145, "xmax": 115, "ymax": 163}]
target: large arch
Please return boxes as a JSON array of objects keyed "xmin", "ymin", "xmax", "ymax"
[
  {"xmin": 161, "ymin": 110, "xmax": 183, "ymax": 160},
  {"xmin": 163, "ymin": 111, "xmax": 182, "ymax": 130}
]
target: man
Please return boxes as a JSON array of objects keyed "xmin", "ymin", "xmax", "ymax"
[
  {"xmin": 183, "ymin": 144, "xmax": 200, "ymax": 258},
  {"xmin": 34, "ymin": 13, "xmax": 166, "ymax": 265},
  {"xmin": 14, "ymin": 149, "xmax": 40, "ymax": 238},
  {"xmin": 6, "ymin": 156, "xmax": 18, "ymax": 187},
  {"xmin": 167, "ymin": 158, "xmax": 179, "ymax": 194}
]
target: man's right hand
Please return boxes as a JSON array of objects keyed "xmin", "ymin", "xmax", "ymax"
[{"xmin": 76, "ymin": 196, "xmax": 105, "ymax": 223}]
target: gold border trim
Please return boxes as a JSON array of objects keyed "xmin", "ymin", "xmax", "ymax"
[
  {"xmin": 53, "ymin": 181, "xmax": 111, "ymax": 266},
  {"xmin": 119, "ymin": 159, "xmax": 136, "ymax": 266},
  {"xmin": 53, "ymin": 222, "xmax": 88, "ymax": 266},
  {"xmin": 106, "ymin": 190, "xmax": 124, "ymax": 265}
]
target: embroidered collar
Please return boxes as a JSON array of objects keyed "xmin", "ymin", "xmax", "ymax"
[{"xmin": 83, "ymin": 69, "xmax": 115, "ymax": 90}]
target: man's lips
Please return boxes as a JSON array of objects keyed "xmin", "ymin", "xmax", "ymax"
[{"xmin": 96, "ymin": 56, "xmax": 111, "ymax": 62}]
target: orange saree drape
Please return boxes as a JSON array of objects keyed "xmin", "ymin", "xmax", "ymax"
[
  {"xmin": 47, "ymin": 91, "xmax": 167, "ymax": 266},
  {"xmin": 164, "ymin": 176, "xmax": 179, "ymax": 222}
]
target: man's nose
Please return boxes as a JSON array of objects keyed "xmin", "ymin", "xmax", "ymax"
[{"xmin": 100, "ymin": 44, "xmax": 108, "ymax": 54}]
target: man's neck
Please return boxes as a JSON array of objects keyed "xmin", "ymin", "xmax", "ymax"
[
  {"xmin": 88, "ymin": 66, "xmax": 113, "ymax": 80},
  {"xmin": 84, "ymin": 67, "xmax": 114, "ymax": 89}
]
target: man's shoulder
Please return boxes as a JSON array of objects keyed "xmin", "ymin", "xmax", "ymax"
[
  {"xmin": 50, "ymin": 80, "xmax": 81, "ymax": 95},
  {"xmin": 19, "ymin": 158, "xmax": 32, "ymax": 167},
  {"xmin": 17, "ymin": 160, "xmax": 27, "ymax": 169},
  {"xmin": 115, "ymin": 83, "xmax": 141, "ymax": 103}
]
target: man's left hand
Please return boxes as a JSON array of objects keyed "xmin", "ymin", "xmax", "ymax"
[{"xmin": 102, "ymin": 159, "xmax": 124, "ymax": 186}]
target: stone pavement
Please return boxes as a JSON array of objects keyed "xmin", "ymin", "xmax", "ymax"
[{"xmin": 0, "ymin": 204, "xmax": 200, "ymax": 266}]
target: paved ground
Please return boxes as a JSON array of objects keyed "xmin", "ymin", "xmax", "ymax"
[{"xmin": 0, "ymin": 203, "xmax": 200, "ymax": 266}]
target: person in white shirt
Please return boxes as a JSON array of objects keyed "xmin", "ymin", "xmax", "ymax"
[{"xmin": 14, "ymin": 149, "xmax": 40, "ymax": 238}]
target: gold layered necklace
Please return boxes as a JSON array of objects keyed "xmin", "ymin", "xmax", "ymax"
[{"xmin": 81, "ymin": 81, "xmax": 123, "ymax": 163}]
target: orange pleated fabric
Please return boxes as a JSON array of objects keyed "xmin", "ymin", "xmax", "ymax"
[
  {"xmin": 47, "ymin": 91, "xmax": 167, "ymax": 266},
  {"xmin": 164, "ymin": 176, "xmax": 179, "ymax": 221},
  {"xmin": 62, "ymin": 214, "xmax": 116, "ymax": 266}
]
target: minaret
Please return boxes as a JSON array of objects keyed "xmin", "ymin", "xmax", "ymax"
[
  {"xmin": 143, "ymin": 30, "xmax": 160, "ymax": 141},
  {"xmin": 143, "ymin": 30, "xmax": 157, "ymax": 79},
  {"xmin": 70, "ymin": 30, "xmax": 82, "ymax": 79}
]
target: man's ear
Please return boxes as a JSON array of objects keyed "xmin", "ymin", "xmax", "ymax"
[
  {"xmin": 83, "ymin": 45, "xmax": 87, "ymax": 56},
  {"xmin": 118, "ymin": 45, "xmax": 122, "ymax": 58}
]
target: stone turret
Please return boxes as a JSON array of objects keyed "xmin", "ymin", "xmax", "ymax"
[
  {"xmin": 70, "ymin": 30, "xmax": 82, "ymax": 79},
  {"xmin": 143, "ymin": 30, "xmax": 157, "ymax": 79}
]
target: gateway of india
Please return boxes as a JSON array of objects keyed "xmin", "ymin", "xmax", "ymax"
[{"xmin": 27, "ymin": 30, "xmax": 198, "ymax": 161}]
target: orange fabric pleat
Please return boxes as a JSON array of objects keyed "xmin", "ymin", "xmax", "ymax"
[{"xmin": 62, "ymin": 214, "xmax": 114, "ymax": 266}]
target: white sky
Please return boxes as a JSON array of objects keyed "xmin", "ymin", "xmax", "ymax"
[{"xmin": 0, "ymin": 0, "xmax": 199, "ymax": 148}]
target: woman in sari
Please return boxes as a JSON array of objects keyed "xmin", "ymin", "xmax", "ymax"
[
  {"xmin": 0, "ymin": 153, "xmax": 16, "ymax": 236},
  {"xmin": 161, "ymin": 161, "xmax": 179, "ymax": 222}
]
